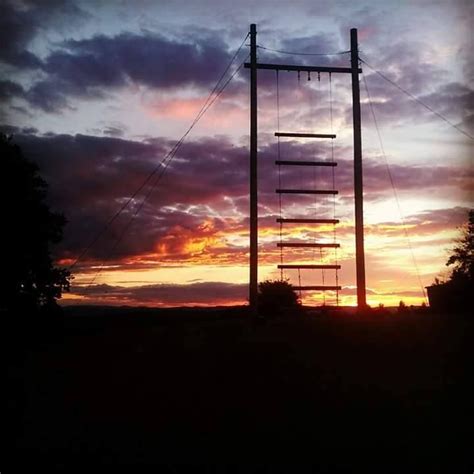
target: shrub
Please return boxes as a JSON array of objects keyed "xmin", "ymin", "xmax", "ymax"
[
  {"xmin": 397, "ymin": 300, "xmax": 408, "ymax": 314},
  {"xmin": 258, "ymin": 279, "xmax": 300, "ymax": 316}
]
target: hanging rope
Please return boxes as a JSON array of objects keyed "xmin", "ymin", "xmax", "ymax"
[
  {"xmin": 276, "ymin": 70, "xmax": 283, "ymax": 280},
  {"xmin": 329, "ymin": 72, "xmax": 339, "ymax": 306},
  {"xmin": 298, "ymin": 268, "xmax": 302, "ymax": 301},
  {"xmin": 320, "ymin": 248, "xmax": 326, "ymax": 305},
  {"xmin": 311, "ymin": 76, "xmax": 318, "ymax": 265}
]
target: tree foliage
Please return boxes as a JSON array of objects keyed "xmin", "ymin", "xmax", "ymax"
[
  {"xmin": 0, "ymin": 133, "xmax": 70, "ymax": 312},
  {"xmin": 446, "ymin": 209, "xmax": 474, "ymax": 283},
  {"xmin": 258, "ymin": 279, "xmax": 300, "ymax": 315}
]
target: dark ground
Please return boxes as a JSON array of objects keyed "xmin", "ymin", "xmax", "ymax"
[{"xmin": 3, "ymin": 306, "xmax": 473, "ymax": 472}]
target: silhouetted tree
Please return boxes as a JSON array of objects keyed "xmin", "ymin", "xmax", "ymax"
[
  {"xmin": 446, "ymin": 209, "xmax": 473, "ymax": 283},
  {"xmin": 397, "ymin": 300, "xmax": 408, "ymax": 314},
  {"xmin": 0, "ymin": 133, "xmax": 70, "ymax": 313},
  {"xmin": 427, "ymin": 209, "xmax": 473, "ymax": 313},
  {"xmin": 258, "ymin": 279, "xmax": 300, "ymax": 316}
]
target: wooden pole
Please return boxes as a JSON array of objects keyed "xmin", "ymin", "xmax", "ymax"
[
  {"xmin": 351, "ymin": 28, "xmax": 367, "ymax": 309},
  {"xmin": 249, "ymin": 24, "xmax": 258, "ymax": 310}
]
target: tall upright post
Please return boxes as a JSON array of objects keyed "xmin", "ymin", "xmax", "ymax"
[
  {"xmin": 249, "ymin": 24, "xmax": 258, "ymax": 310},
  {"xmin": 350, "ymin": 28, "xmax": 367, "ymax": 309}
]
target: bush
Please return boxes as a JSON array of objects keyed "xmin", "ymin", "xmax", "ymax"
[
  {"xmin": 397, "ymin": 300, "xmax": 408, "ymax": 314},
  {"xmin": 258, "ymin": 279, "xmax": 301, "ymax": 316}
]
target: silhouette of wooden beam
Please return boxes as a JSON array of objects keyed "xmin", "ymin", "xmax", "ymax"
[
  {"xmin": 351, "ymin": 28, "xmax": 367, "ymax": 309},
  {"xmin": 275, "ymin": 132, "xmax": 336, "ymax": 139},
  {"xmin": 277, "ymin": 218, "xmax": 339, "ymax": 224},
  {"xmin": 249, "ymin": 24, "xmax": 258, "ymax": 310},
  {"xmin": 278, "ymin": 264, "xmax": 341, "ymax": 269},
  {"xmin": 276, "ymin": 189, "xmax": 338, "ymax": 195},
  {"xmin": 277, "ymin": 242, "xmax": 340, "ymax": 248},
  {"xmin": 275, "ymin": 160, "xmax": 337, "ymax": 167},
  {"xmin": 293, "ymin": 285, "xmax": 342, "ymax": 291},
  {"xmin": 244, "ymin": 63, "xmax": 361, "ymax": 74}
]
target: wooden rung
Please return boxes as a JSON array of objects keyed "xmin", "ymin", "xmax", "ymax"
[
  {"xmin": 293, "ymin": 286, "xmax": 342, "ymax": 291},
  {"xmin": 275, "ymin": 160, "xmax": 337, "ymax": 167},
  {"xmin": 277, "ymin": 242, "xmax": 340, "ymax": 248},
  {"xmin": 275, "ymin": 132, "xmax": 336, "ymax": 139},
  {"xmin": 277, "ymin": 218, "xmax": 339, "ymax": 224},
  {"xmin": 278, "ymin": 264, "xmax": 341, "ymax": 270},
  {"xmin": 276, "ymin": 189, "xmax": 338, "ymax": 195}
]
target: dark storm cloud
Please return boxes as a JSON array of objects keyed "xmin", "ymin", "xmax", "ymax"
[
  {"xmin": 2, "ymin": 2, "xmax": 245, "ymax": 113},
  {"xmin": 22, "ymin": 31, "xmax": 240, "ymax": 112},
  {"xmin": 352, "ymin": 39, "xmax": 474, "ymax": 133},
  {"xmin": 0, "ymin": 0, "xmax": 89, "ymax": 69},
  {"xmin": 6, "ymin": 130, "xmax": 471, "ymax": 265},
  {"xmin": 61, "ymin": 33, "xmax": 232, "ymax": 89},
  {"xmin": 0, "ymin": 2, "xmax": 42, "ymax": 69},
  {"xmin": 358, "ymin": 71, "xmax": 474, "ymax": 133},
  {"xmin": 103, "ymin": 126, "xmax": 126, "ymax": 137},
  {"xmin": 421, "ymin": 83, "xmax": 474, "ymax": 129},
  {"xmin": 24, "ymin": 79, "xmax": 75, "ymax": 113},
  {"xmin": 0, "ymin": 80, "xmax": 25, "ymax": 101},
  {"xmin": 381, "ymin": 207, "xmax": 471, "ymax": 234}
]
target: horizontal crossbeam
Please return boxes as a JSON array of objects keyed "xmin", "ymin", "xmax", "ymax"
[
  {"xmin": 277, "ymin": 218, "xmax": 339, "ymax": 224},
  {"xmin": 275, "ymin": 132, "xmax": 336, "ymax": 139},
  {"xmin": 276, "ymin": 189, "xmax": 338, "ymax": 195},
  {"xmin": 244, "ymin": 62, "xmax": 361, "ymax": 74},
  {"xmin": 275, "ymin": 160, "xmax": 337, "ymax": 167},
  {"xmin": 278, "ymin": 264, "xmax": 341, "ymax": 270},
  {"xmin": 293, "ymin": 285, "xmax": 342, "ymax": 291},
  {"xmin": 277, "ymin": 242, "xmax": 340, "ymax": 248}
]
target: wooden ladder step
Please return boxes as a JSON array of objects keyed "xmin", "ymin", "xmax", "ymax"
[
  {"xmin": 277, "ymin": 242, "xmax": 340, "ymax": 248},
  {"xmin": 277, "ymin": 218, "xmax": 339, "ymax": 224},
  {"xmin": 276, "ymin": 189, "xmax": 338, "ymax": 195},
  {"xmin": 293, "ymin": 286, "xmax": 342, "ymax": 291},
  {"xmin": 275, "ymin": 160, "xmax": 337, "ymax": 167},
  {"xmin": 275, "ymin": 132, "xmax": 336, "ymax": 139},
  {"xmin": 278, "ymin": 264, "xmax": 341, "ymax": 270}
]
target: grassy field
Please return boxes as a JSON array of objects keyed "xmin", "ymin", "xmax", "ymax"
[{"xmin": 5, "ymin": 307, "xmax": 472, "ymax": 472}]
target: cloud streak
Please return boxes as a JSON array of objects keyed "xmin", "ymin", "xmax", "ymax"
[
  {"xmin": 2, "ymin": 129, "xmax": 470, "ymax": 275},
  {"xmin": 68, "ymin": 281, "xmax": 248, "ymax": 306}
]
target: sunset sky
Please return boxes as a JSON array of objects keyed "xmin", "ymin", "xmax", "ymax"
[{"xmin": 1, "ymin": 0, "xmax": 472, "ymax": 307}]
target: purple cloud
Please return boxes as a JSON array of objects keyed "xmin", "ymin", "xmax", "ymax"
[{"xmin": 3, "ymin": 129, "xmax": 470, "ymax": 267}]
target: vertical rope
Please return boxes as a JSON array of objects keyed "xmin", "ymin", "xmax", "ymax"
[
  {"xmin": 298, "ymin": 268, "xmax": 302, "ymax": 300},
  {"xmin": 276, "ymin": 71, "xmax": 283, "ymax": 280},
  {"xmin": 310, "ymin": 71, "xmax": 319, "ymax": 295},
  {"xmin": 329, "ymin": 73, "xmax": 339, "ymax": 307},
  {"xmin": 320, "ymin": 248, "xmax": 326, "ymax": 305}
]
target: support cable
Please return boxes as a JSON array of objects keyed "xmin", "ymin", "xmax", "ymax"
[
  {"xmin": 361, "ymin": 71, "xmax": 428, "ymax": 304},
  {"xmin": 258, "ymin": 44, "xmax": 351, "ymax": 57},
  {"xmin": 360, "ymin": 57, "xmax": 473, "ymax": 141},
  {"xmin": 84, "ymin": 56, "xmax": 249, "ymax": 289},
  {"xmin": 69, "ymin": 32, "xmax": 250, "ymax": 273}
]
